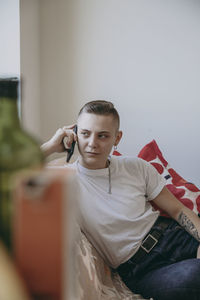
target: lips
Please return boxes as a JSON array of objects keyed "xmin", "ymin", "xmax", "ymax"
[{"xmin": 86, "ymin": 152, "xmax": 99, "ymax": 155}]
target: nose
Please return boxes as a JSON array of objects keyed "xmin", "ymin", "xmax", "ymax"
[{"xmin": 88, "ymin": 134, "xmax": 97, "ymax": 148}]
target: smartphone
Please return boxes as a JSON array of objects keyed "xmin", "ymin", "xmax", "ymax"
[{"xmin": 66, "ymin": 125, "xmax": 77, "ymax": 163}]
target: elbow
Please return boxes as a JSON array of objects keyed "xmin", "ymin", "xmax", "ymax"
[{"xmin": 169, "ymin": 206, "xmax": 182, "ymax": 221}]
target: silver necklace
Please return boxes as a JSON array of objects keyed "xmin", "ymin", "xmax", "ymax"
[
  {"xmin": 77, "ymin": 159, "xmax": 112, "ymax": 194},
  {"xmin": 107, "ymin": 160, "xmax": 111, "ymax": 194}
]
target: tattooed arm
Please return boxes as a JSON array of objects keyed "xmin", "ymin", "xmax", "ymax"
[
  {"xmin": 177, "ymin": 211, "xmax": 200, "ymax": 242},
  {"xmin": 152, "ymin": 186, "xmax": 200, "ymax": 242}
]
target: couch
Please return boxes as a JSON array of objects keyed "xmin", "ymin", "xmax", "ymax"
[{"xmin": 75, "ymin": 227, "xmax": 149, "ymax": 300}]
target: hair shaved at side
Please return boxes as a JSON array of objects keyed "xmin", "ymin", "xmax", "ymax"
[{"xmin": 78, "ymin": 100, "xmax": 120, "ymax": 130}]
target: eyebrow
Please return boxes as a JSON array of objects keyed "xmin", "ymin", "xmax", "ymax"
[{"xmin": 80, "ymin": 129, "xmax": 111, "ymax": 134}]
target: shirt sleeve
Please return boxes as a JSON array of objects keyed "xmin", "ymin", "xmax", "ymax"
[{"xmin": 138, "ymin": 158, "xmax": 166, "ymax": 201}]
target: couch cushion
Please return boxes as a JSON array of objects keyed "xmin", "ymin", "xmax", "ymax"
[
  {"xmin": 76, "ymin": 229, "xmax": 150, "ymax": 300},
  {"xmin": 138, "ymin": 140, "xmax": 200, "ymax": 216}
]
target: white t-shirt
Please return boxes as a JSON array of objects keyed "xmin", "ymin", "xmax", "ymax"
[{"xmin": 69, "ymin": 156, "xmax": 166, "ymax": 268}]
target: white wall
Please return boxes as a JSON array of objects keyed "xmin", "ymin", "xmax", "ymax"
[
  {"xmin": 21, "ymin": 0, "xmax": 200, "ymax": 186},
  {"xmin": 20, "ymin": 0, "xmax": 41, "ymax": 139},
  {"xmin": 0, "ymin": 0, "xmax": 20, "ymax": 77}
]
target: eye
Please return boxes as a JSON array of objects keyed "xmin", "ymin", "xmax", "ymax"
[
  {"xmin": 81, "ymin": 131, "xmax": 89, "ymax": 137},
  {"xmin": 98, "ymin": 134, "xmax": 108, "ymax": 139}
]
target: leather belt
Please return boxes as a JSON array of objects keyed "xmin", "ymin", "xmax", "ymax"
[{"xmin": 117, "ymin": 216, "xmax": 172, "ymax": 272}]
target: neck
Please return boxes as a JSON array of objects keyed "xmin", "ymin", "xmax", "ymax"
[
  {"xmin": 78, "ymin": 156, "xmax": 110, "ymax": 170},
  {"xmin": 77, "ymin": 157, "xmax": 112, "ymax": 194}
]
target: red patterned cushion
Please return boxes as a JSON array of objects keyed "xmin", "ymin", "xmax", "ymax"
[
  {"xmin": 112, "ymin": 150, "xmax": 122, "ymax": 156},
  {"xmin": 138, "ymin": 140, "xmax": 200, "ymax": 216}
]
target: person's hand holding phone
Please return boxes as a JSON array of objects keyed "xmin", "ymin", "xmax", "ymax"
[{"xmin": 41, "ymin": 124, "xmax": 77, "ymax": 158}]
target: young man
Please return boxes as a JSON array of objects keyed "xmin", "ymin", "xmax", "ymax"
[{"xmin": 42, "ymin": 100, "xmax": 200, "ymax": 300}]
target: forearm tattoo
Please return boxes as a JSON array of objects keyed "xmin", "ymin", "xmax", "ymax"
[{"xmin": 178, "ymin": 212, "xmax": 200, "ymax": 242}]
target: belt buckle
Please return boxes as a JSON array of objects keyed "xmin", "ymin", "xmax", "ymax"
[{"xmin": 141, "ymin": 234, "xmax": 158, "ymax": 253}]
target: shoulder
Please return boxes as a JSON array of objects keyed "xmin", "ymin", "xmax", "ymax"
[
  {"xmin": 111, "ymin": 155, "xmax": 148, "ymax": 165},
  {"xmin": 110, "ymin": 155, "xmax": 149, "ymax": 173}
]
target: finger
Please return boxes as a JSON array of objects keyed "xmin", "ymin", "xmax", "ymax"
[
  {"xmin": 63, "ymin": 133, "xmax": 76, "ymax": 149},
  {"xmin": 62, "ymin": 124, "xmax": 76, "ymax": 130},
  {"xmin": 56, "ymin": 128, "xmax": 65, "ymax": 135},
  {"xmin": 62, "ymin": 127, "xmax": 77, "ymax": 142},
  {"xmin": 52, "ymin": 128, "xmax": 65, "ymax": 142},
  {"xmin": 72, "ymin": 131, "xmax": 78, "ymax": 142},
  {"xmin": 63, "ymin": 137, "xmax": 70, "ymax": 149}
]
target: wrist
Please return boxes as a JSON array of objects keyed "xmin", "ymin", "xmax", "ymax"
[{"xmin": 40, "ymin": 141, "xmax": 55, "ymax": 157}]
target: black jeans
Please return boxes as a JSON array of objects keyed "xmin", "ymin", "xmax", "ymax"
[{"xmin": 117, "ymin": 217, "xmax": 200, "ymax": 300}]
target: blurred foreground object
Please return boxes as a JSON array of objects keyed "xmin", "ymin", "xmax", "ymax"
[
  {"xmin": 0, "ymin": 241, "xmax": 30, "ymax": 300},
  {"xmin": 0, "ymin": 78, "xmax": 44, "ymax": 251},
  {"xmin": 13, "ymin": 168, "xmax": 78, "ymax": 300}
]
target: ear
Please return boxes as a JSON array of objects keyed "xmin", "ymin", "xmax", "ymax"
[{"xmin": 114, "ymin": 131, "xmax": 123, "ymax": 146}]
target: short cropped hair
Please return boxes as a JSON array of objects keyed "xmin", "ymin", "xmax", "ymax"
[{"xmin": 78, "ymin": 100, "xmax": 120, "ymax": 130}]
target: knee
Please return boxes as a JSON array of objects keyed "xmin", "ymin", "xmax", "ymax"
[
  {"xmin": 158, "ymin": 259, "xmax": 200, "ymax": 300},
  {"xmin": 180, "ymin": 259, "xmax": 200, "ymax": 287},
  {"xmin": 138, "ymin": 259, "xmax": 200, "ymax": 300}
]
